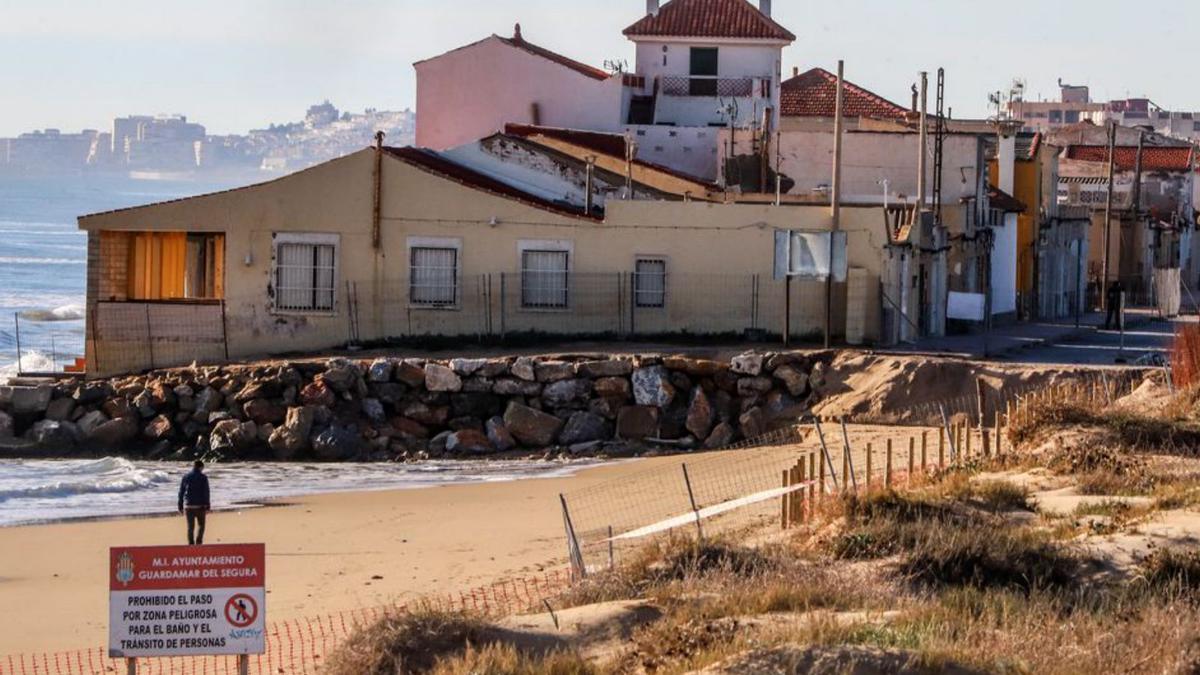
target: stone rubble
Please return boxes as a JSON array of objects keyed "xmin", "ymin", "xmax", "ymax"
[{"xmin": 0, "ymin": 350, "xmax": 832, "ymax": 462}]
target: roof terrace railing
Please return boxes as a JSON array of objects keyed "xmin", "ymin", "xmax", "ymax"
[{"xmin": 660, "ymin": 75, "xmax": 756, "ymax": 98}]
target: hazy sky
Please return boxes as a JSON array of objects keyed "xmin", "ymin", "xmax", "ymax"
[{"xmin": 3, "ymin": 0, "xmax": 1197, "ymax": 137}]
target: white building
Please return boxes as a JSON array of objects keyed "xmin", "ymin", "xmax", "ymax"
[{"xmin": 415, "ymin": 0, "xmax": 794, "ymax": 180}]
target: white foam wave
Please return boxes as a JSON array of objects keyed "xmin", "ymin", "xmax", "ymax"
[
  {"xmin": 0, "ymin": 257, "xmax": 84, "ymax": 265},
  {"xmin": 0, "ymin": 351, "xmax": 62, "ymax": 383},
  {"xmin": 0, "ymin": 458, "xmax": 171, "ymax": 504},
  {"xmin": 18, "ymin": 304, "xmax": 85, "ymax": 322}
]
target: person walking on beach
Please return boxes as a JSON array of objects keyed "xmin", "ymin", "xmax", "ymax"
[{"xmin": 178, "ymin": 460, "xmax": 211, "ymax": 546}]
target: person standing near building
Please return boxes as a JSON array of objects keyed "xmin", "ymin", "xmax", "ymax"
[
  {"xmin": 178, "ymin": 460, "xmax": 211, "ymax": 545},
  {"xmin": 1104, "ymin": 280, "xmax": 1125, "ymax": 330}
]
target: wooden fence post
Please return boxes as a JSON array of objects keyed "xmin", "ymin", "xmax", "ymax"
[
  {"xmin": 921, "ymin": 431, "xmax": 928, "ymax": 471},
  {"xmin": 808, "ymin": 452, "xmax": 817, "ymax": 518},
  {"xmin": 796, "ymin": 460, "xmax": 806, "ymax": 525},
  {"xmin": 885, "ymin": 439, "xmax": 894, "ymax": 488},
  {"xmin": 938, "ymin": 431, "xmax": 945, "ymax": 468},
  {"xmin": 908, "ymin": 437, "xmax": 916, "ymax": 481},
  {"xmin": 865, "ymin": 442, "xmax": 873, "ymax": 488},
  {"xmin": 781, "ymin": 469, "xmax": 790, "ymax": 529}
]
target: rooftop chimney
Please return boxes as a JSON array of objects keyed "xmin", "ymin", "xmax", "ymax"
[
  {"xmin": 513, "ymin": 23, "xmax": 523, "ymax": 41},
  {"xmin": 647, "ymin": 0, "xmax": 659, "ymax": 15},
  {"xmin": 760, "ymin": 0, "xmax": 772, "ymax": 17}
]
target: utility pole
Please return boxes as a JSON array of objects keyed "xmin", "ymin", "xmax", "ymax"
[
  {"xmin": 916, "ymin": 72, "xmax": 928, "ymax": 214},
  {"xmin": 1102, "ymin": 121, "xmax": 1117, "ymax": 310},
  {"xmin": 827, "ymin": 59, "xmax": 846, "ymax": 350}
]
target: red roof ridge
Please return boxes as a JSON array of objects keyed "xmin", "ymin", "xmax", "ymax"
[
  {"xmin": 781, "ymin": 67, "xmax": 909, "ymax": 119},
  {"xmin": 623, "ymin": 0, "xmax": 796, "ymax": 41},
  {"xmin": 1064, "ymin": 144, "xmax": 1196, "ymax": 172}
]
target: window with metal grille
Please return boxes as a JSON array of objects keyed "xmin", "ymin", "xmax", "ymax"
[
  {"xmin": 409, "ymin": 247, "xmax": 458, "ymax": 306},
  {"xmin": 634, "ymin": 259, "xmax": 666, "ymax": 308},
  {"xmin": 521, "ymin": 250, "xmax": 569, "ymax": 309},
  {"xmin": 274, "ymin": 242, "xmax": 336, "ymax": 312}
]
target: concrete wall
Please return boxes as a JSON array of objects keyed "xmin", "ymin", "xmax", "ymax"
[
  {"xmin": 80, "ymin": 149, "xmax": 893, "ymax": 372},
  {"xmin": 415, "ymin": 37, "xmax": 626, "ymax": 150}
]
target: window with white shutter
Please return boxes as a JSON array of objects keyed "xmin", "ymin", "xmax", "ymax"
[
  {"xmin": 521, "ymin": 250, "xmax": 570, "ymax": 309},
  {"xmin": 409, "ymin": 247, "xmax": 459, "ymax": 306},
  {"xmin": 273, "ymin": 234, "xmax": 337, "ymax": 312},
  {"xmin": 634, "ymin": 258, "xmax": 667, "ymax": 308}
]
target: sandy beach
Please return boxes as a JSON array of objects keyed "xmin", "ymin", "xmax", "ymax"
[{"xmin": 0, "ymin": 456, "xmax": 674, "ymax": 656}]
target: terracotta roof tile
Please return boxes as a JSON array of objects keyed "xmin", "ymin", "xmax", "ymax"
[
  {"xmin": 623, "ymin": 0, "xmax": 795, "ymax": 41},
  {"xmin": 384, "ymin": 147, "xmax": 597, "ymax": 220},
  {"xmin": 1064, "ymin": 145, "xmax": 1197, "ymax": 172},
  {"xmin": 780, "ymin": 68, "xmax": 909, "ymax": 119}
]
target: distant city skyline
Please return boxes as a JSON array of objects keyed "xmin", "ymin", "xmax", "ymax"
[{"xmin": 4, "ymin": 0, "xmax": 1199, "ymax": 137}]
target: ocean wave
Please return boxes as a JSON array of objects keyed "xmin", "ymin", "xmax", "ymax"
[
  {"xmin": 18, "ymin": 304, "xmax": 85, "ymax": 322},
  {"xmin": 0, "ymin": 257, "xmax": 84, "ymax": 266},
  {"xmin": 0, "ymin": 457, "xmax": 171, "ymax": 503},
  {"xmin": 0, "ymin": 351, "xmax": 72, "ymax": 384}
]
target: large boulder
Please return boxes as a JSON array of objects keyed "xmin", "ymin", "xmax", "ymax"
[
  {"xmin": 685, "ymin": 387, "xmax": 715, "ymax": 440},
  {"xmin": 493, "ymin": 378, "xmax": 542, "ymax": 396},
  {"xmin": 87, "ymin": 416, "xmax": 139, "ymax": 449},
  {"xmin": 6, "ymin": 385, "xmax": 52, "ymax": 416},
  {"xmin": 450, "ymin": 358, "xmax": 489, "ymax": 376},
  {"xmin": 394, "ymin": 361, "xmax": 427, "ymax": 388},
  {"xmin": 663, "ymin": 356, "xmax": 726, "ymax": 377},
  {"xmin": 320, "ymin": 360, "xmax": 360, "ymax": 393},
  {"xmin": 542, "ymin": 379, "xmax": 592, "ymax": 408},
  {"xmin": 592, "ymin": 377, "xmax": 631, "ymax": 400},
  {"xmin": 736, "ymin": 377, "xmax": 774, "ymax": 397},
  {"xmin": 730, "ymin": 352, "xmax": 765, "ymax": 376},
  {"xmin": 233, "ymin": 379, "xmax": 282, "ymax": 403},
  {"xmin": 210, "ymin": 420, "xmax": 256, "ymax": 454},
  {"xmin": 773, "ymin": 365, "xmax": 810, "ymax": 398},
  {"xmin": 372, "ymin": 382, "xmax": 408, "ymax": 407},
  {"xmin": 368, "ymin": 358, "xmax": 395, "ymax": 383},
  {"xmin": 361, "ymin": 398, "xmax": 387, "ymax": 424},
  {"xmin": 268, "ymin": 407, "xmax": 315, "ymax": 460},
  {"xmin": 738, "ymin": 407, "xmax": 767, "ymax": 440},
  {"xmin": 76, "ymin": 410, "xmax": 109, "ymax": 438},
  {"xmin": 102, "ymin": 397, "xmax": 136, "ymax": 421},
  {"xmin": 27, "ymin": 420, "xmax": 79, "ymax": 449},
  {"xmin": 632, "ymin": 366, "xmax": 675, "ymax": 408},
  {"xmin": 575, "ymin": 360, "xmax": 633, "ymax": 378},
  {"xmin": 425, "ymin": 364, "xmax": 463, "ymax": 393},
  {"xmin": 617, "ymin": 406, "xmax": 659, "ymax": 440},
  {"xmin": 402, "ymin": 402, "xmax": 450, "ymax": 427},
  {"xmin": 300, "ymin": 380, "xmax": 336, "ymax": 408},
  {"xmin": 511, "ymin": 357, "xmax": 537, "ymax": 382},
  {"xmin": 73, "ymin": 382, "xmax": 112, "ymax": 406},
  {"xmin": 0, "ymin": 411, "xmax": 12, "ymax": 439},
  {"xmin": 559, "ymin": 412, "xmax": 612, "ymax": 445},
  {"xmin": 193, "ymin": 387, "xmax": 224, "ymax": 414},
  {"xmin": 450, "ymin": 393, "xmax": 503, "ymax": 420},
  {"xmin": 704, "ymin": 422, "xmax": 736, "ymax": 449},
  {"xmin": 311, "ymin": 426, "xmax": 360, "ymax": 461},
  {"xmin": 391, "ymin": 417, "xmax": 430, "ymax": 440},
  {"xmin": 534, "ymin": 361, "xmax": 575, "ymax": 383},
  {"xmin": 243, "ymin": 399, "xmax": 287, "ymax": 426},
  {"xmin": 143, "ymin": 415, "xmax": 175, "ymax": 442},
  {"xmin": 485, "ymin": 417, "xmax": 516, "ymax": 452},
  {"xmin": 446, "ymin": 429, "xmax": 494, "ymax": 454},
  {"xmin": 503, "ymin": 402, "xmax": 564, "ymax": 447},
  {"xmin": 44, "ymin": 397, "xmax": 77, "ymax": 422}
]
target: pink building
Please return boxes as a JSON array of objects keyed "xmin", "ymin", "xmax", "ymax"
[{"xmin": 414, "ymin": 0, "xmax": 795, "ymax": 180}]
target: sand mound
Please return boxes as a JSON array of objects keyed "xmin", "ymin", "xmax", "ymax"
[
  {"xmin": 489, "ymin": 599, "xmax": 662, "ymax": 661},
  {"xmin": 812, "ymin": 353, "xmax": 1061, "ymax": 425},
  {"xmin": 691, "ymin": 644, "xmax": 985, "ymax": 675},
  {"xmin": 1113, "ymin": 376, "xmax": 1171, "ymax": 415}
]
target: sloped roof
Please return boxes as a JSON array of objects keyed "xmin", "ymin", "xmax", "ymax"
[
  {"xmin": 987, "ymin": 186, "xmax": 1026, "ymax": 214},
  {"xmin": 497, "ymin": 30, "xmax": 609, "ymax": 81},
  {"xmin": 780, "ymin": 68, "xmax": 909, "ymax": 119},
  {"xmin": 385, "ymin": 146, "xmax": 598, "ymax": 220},
  {"xmin": 1064, "ymin": 145, "xmax": 1196, "ymax": 172},
  {"xmin": 623, "ymin": 0, "xmax": 796, "ymax": 41},
  {"xmin": 503, "ymin": 123, "xmax": 721, "ymax": 190}
]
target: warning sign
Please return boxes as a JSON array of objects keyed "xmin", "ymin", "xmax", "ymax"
[{"xmin": 108, "ymin": 544, "xmax": 266, "ymax": 657}]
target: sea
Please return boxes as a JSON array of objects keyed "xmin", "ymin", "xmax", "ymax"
[
  {"xmin": 0, "ymin": 172, "xmax": 253, "ymax": 380},
  {"xmin": 0, "ymin": 456, "xmax": 599, "ymax": 527}
]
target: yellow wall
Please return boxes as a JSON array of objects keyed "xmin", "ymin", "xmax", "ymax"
[
  {"xmin": 81, "ymin": 149, "xmax": 894, "ymax": 364},
  {"xmin": 988, "ymin": 158, "xmax": 1039, "ymax": 295}
]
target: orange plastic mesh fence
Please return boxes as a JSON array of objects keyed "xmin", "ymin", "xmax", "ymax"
[{"xmin": 0, "ymin": 569, "xmax": 570, "ymax": 675}]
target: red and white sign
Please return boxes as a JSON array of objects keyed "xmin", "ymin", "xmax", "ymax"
[{"xmin": 108, "ymin": 544, "xmax": 266, "ymax": 657}]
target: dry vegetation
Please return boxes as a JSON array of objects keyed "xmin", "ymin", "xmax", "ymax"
[{"xmin": 326, "ymin": 371, "xmax": 1200, "ymax": 675}]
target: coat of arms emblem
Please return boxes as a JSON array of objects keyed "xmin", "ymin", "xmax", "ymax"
[{"xmin": 115, "ymin": 552, "xmax": 135, "ymax": 586}]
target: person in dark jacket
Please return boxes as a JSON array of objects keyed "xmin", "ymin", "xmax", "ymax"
[
  {"xmin": 178, "ymin": 461, "xmax": 211, "ymax": 545},
  {"xmin": 1104, "ymin": 280, "xmax": 1125, "ymax": 330}
]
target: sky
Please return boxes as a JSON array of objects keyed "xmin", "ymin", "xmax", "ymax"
[{"xmin": 2, "ymin": 0, "xmax": 1198, "ymax": 137}]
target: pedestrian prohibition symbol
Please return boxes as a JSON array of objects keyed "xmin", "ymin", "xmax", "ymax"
[{"xmin": 225, "ymin": 594, "xmax": 258, "ymax": 628}]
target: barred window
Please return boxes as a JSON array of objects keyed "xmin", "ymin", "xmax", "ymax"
[
  {"xmin": 521, "ymin": 250, "xmax": 569, "ymax": 309},
  {"xmin": 634, "ymin": 258, "xmax": 666, "ymax": 308},
  {"xmin": 274, "ymin": 239, "xmax": 336, "ymax": 312},
  {"xmin": 410, "ymin": 247, "xmax": 458, "ymax": 306}
]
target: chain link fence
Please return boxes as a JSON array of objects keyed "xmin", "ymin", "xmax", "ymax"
[{"xmin": 91, "ymin": 301, "xmax": 228, "ymax": 377}]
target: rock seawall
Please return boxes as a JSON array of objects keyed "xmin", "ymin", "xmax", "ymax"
[{"xmin": 0, "ymin": 351, "xmax": 833, "ymax": 462}]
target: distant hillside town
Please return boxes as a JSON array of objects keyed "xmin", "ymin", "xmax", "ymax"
[{"xmin": 0, "ymin": 102, "xmax": 415, "ymax": 178}]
